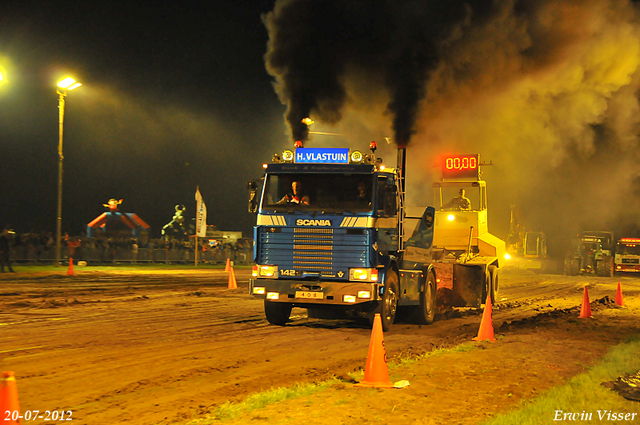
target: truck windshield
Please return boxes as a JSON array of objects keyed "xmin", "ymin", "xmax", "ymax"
[
  {"xmin": 617, "ymin": 243, "xmax": 640, "ymax": 256},
  {"xmin": 262, "ymin": 174, "xmax": 373, "ymax": 213}
]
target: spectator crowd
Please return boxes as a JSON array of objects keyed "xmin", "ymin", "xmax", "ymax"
[{"xmin": 3, "ymin": 231, "xmax": 253, "ymax": 265}]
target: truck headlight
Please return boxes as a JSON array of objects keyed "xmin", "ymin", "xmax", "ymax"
[
  {"xmin": 349, "ymin": 268, "xmax": 378, "ymax": 282},
  {"xmin": 357, "ymin": 291, "xmax": 371, "ymax": 299},
  {"xmin": 252, "ymin": 287, "xmax": 266, "ymax": 295},
  {"xmin": 343, "ymin": 295, "xmax": 357, "ymax": 303},
  {"xmin": 255, "ymin": 265, "xmax": 278, "ymax": 278}
]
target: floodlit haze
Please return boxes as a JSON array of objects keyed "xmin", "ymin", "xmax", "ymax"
[
  {"xmin": 1, "ymin": 0, "xmax": 640, "ymax": 257},
  {"xmin": 265, "ymin": 0, "xmax": 640, "ymax": 255}
]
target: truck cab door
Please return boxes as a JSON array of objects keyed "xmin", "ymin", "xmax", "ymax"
[{"xmin": 376, "ymin": 176, "xmax": 398, "ymax": 252}]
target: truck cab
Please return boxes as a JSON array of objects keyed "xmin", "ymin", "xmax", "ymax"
[
  {"xmin": 614, "ymin": 238, "xmax": 640, "ymax": 274},
  {"xmin": 249, "ymin": 145, "xmax": 413, "ymax": 331}
]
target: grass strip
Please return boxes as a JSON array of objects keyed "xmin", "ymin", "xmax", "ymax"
[
  {"xmin": 185, "ymin": 343, "xmax": 479, "ymax": 424},
  {"xmin": 481, "ymin": 334, "xmax": 640, "ymax": 425},
  {"xmin": 186, "ymin": 379, "xmax": 340, "ymax": 424}
]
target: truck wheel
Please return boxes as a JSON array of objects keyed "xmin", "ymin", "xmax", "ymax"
[
  {"xmin": 604, "ymin": 256, "xmax": 614, "ymax": 277},
  {"xmin": 264, "ymin": 300, "xmax": 292, "ymax": 326},
  {"xmin": 565, "ymin": 256, "xmax": 579, "ymax": 276},
  {"xmin": 488, "ymin": 265, "xmax": 499, "ymax": 305},
  {"xmin": 484, "ymin": 268, "xmax": 494, "ymax": 305},
  {"xmin": 596, "ymin": 259, "xmax": 608, "ymax": 277},
  {"xmin": 415, "ymin": 270, "xmax": 436, "ymax": 325},
  {"xmin": 372, "ymin": 270, "xmax": 399, "ymax": 332}
]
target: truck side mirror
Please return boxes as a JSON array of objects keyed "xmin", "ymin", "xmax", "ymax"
[
  {"xmin": 247, "ymin": 180, "xmax": 259, "ymax": 214},
  {"xmin": 384, "ymin": 186, "xmax": 397, "ymax": 216},
  {"xmin": 422, "ymin": 207, "xmax": 435, "ymax": 229}
]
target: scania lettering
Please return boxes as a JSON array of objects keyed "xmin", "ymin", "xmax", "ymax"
[
  {"xmin": 248, "ymin": 144, "xmax": 505, "ymax": 331},
  {"xmin": 296, "ymin": 219, "xmax": 331, "ymax": 226}
]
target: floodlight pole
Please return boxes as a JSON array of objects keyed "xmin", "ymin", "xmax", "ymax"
[{"xmin": 55, "ymin": 89, "xmax": 66, "ymax": 266}]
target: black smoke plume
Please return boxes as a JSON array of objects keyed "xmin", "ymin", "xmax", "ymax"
[{"xmin": 263, "ymin": 0, "xmax": 496, "ymax": 145}]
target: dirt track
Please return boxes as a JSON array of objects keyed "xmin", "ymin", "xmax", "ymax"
[{"xmin": 1, "ymin": 268, "xmax": 639, "ymax": 425}]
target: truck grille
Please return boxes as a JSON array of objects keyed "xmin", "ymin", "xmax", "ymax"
[
  {"xmin": 258, "ymin": 226, "xmax": 369, "ymax": 274},
  {"xmin": 622, "ymin": 258, "xmax": 640, "ymax": 264}
]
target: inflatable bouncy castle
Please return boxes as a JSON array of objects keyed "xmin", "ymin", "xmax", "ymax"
[{"xmin": 87, "ymin": 198, "xmax": 150, "ymax": 239}]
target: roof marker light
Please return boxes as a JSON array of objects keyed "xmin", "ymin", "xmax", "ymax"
[
  {"xmin": 350, "ymin": 150, "xmax": 363, "ymax": 163},
  {"xmin": 282, "ymin": 150, "xmax": 294, "ymax": 162}
]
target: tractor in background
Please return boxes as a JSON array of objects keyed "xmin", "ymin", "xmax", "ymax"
[{"xmin": 564, "ymin": 231, "xmax": 614, "ymax": 276}]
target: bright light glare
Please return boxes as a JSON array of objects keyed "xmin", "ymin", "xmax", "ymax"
[
  {"xmin": 0, "ymin": 72, "xmax": 3, "ymax": 81},
  {"xmin": 57, "ymin": 77, "xmax": 82, "ymax": 90},
  {"xmin": 282, "ymin": 150, "xmax": 294, "ymax": 161},
  {"xmin": 350, "ymin": 151, "xmax": 363, "ymax": 162},
  {"xmin": 357, "ymin": 291, "xmax": 371, "ymax": 299},
  {"xmin": 447, "ymin": 214, "xmax": 455, "ymax": 221},
  {"xmin": 504, "ymin": 253, "xmax": 511, "ymax": 260}
]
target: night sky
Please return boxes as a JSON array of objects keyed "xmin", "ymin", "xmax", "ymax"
[
  {"xmin": 2, "ymin": 0, "xmax": 640, "ymax": 257},
  {"xmin": 0, "ymin": 0, "xmax": 284, "ymax": 238}
]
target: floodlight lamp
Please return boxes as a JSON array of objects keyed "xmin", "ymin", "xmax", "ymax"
[{"xmin": 57, "ymin": 77, "xmax": 82, "ymax": 90}]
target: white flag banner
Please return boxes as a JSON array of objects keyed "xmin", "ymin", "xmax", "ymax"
[{"xmin": 195, "ymin": 188, "xmax": 207, "ymax": 238}]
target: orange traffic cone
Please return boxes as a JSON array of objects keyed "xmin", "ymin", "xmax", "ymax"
[
  {"xmin": 615, "ymin": 282, "xmax": 624, "ymax": 307},
  {"xmin": 579, "ymin": 286, "xmax": 592, "ymax": 319},
  {"xmin": 67, "ymin": 257, "xmax": 75, "ymax": 276},
  {"xmin": 228, "ymin": 266, "xmax": 237, "ymax": 289},
  {"xmin": 224, "ymin": 258, "xmax": 231, "ymax": 272},
  {"xmin": 473, "ymin": 295, "xmax": 496, "ymax": 342},
  {"xmin": 0, "ymin": 371, "xmax": 20, "ymax": 425},
  {"xmin": 355, "ymin": 313, "xmax": 395, "ymax": 388}
]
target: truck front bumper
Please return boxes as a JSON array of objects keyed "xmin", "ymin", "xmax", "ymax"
[
  {"xmin": 249, "ymin": 278, "xmax": 382, "ymax": 306},
  {"xmin": 616, "ymin": 264, "xmax": 640, "ymax": 273}
]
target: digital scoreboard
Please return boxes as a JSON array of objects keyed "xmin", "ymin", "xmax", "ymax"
[{"xmin": 441, "ymin": 154, "xmax": 479, "ymax": 180}]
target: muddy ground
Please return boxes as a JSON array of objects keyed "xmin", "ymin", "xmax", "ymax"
[{"xmin": 1, "ymin": 267, "xmax": 639, "ymax": 425}]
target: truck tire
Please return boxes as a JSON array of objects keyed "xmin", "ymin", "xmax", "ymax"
[
  {"xmin": 604, "ymin": 256, "xmax": 614, "ymax": 277},
  {"xmin": 488, "ymin": 265, "xmax": 499, "ymax": 304},
  {"xmin": 415, "ymin": 270, "xmax": 436, "ymax": 325},
  {"xmin": 372, "ymin": 270, "xmax": 399, "ymax": 332},
  {"xmin": 484, "ymin": 267, "xmax": 495, "ymax": 305},
  {"xmin": 565, "ymin": 256, "xmax": 579, "ymax": 276},
  {"xmin": 264, "ymin": 300, "xmax": 292, "ymax": 326}
]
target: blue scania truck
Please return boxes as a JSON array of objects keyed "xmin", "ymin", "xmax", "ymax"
[{"xmin": 248, "ymin": 143, "xmax": 504, "ymax": 331}]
